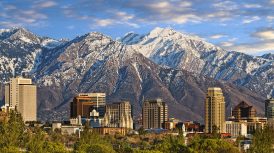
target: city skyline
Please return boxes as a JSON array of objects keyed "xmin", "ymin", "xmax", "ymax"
[
  {"xmin": 0, "ymin": 0, "xmax": 273, "ymax": 55},
  {"xmin": 0, "ymin": 1, "xmax": 273, "ymax": 152}
]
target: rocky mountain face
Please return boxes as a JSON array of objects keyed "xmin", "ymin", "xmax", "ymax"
[
  {"xmin": 261, "ymin": 53, "xmax": 274, "ymax": 60},
  {"xmin": 0, "ymin": 27, "xmax": 271, "ymax": 122},
  {"xmin": 0, "ymin": 27, "xmax": 63, "ymax": 81},
  {"xmin": 121, "ymin": 27, "xmax": 274, "ymax": 98}
]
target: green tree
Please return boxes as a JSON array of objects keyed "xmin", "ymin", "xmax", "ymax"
[
  {"xmin": 211, "ymin": 125, "xmax": 221, "ymax": 139},
  {"xmin": 133, "ymin": 150, "xmax": 162, "ymax": 153},
  {"xmin": 73, "ymin": 128, "xmax": 115, "ymax": 153},
  {"xmin": 43, "ymin": 141, "xmax": 68, "ymax": 153},
  {"xmin": 153, "ymin": 135, "xmax": 194, "ymax": 153},
  {"xmin": 189, "ymin": 138, "xmax": 239, "ymax": 153},
  {"xmin": 249, "ymin": 126, "xmax": 274, "ymax": 153},
  {"xmin": 0, "ymin": 111, "xmax": 26, "ymax": 149},
  {"xmin": 26, "ymin": 127, "xmax": 46, "ymax": 153},
  {"xmin": 112, "ymin": 139, "xmax": 133, "ymax": 153},
  {"xmin": 138, "ymin": 127, "xmax": 147, "ymax": 136},
  {"xmin": 0, "ymin": 146, "xmax": 21, "ymax": 153}
]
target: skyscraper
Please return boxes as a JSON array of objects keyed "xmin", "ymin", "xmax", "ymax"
[
  {"xmin": 205, "ymin": 87, "xmax": 225, "ymax": 133},
  {"xmin": 70, "ymin": 93, "xmax": 106, "ymax": 118},
  {"xmin": 5, "ymin": 77, "xmax": 37, "ymax": 122},
  {"xmin": 142, "ymin": 99, "xmax": 168, "ymax": 129},
  {"xmin": 103, "ymin": 101, "xmax": 133, "ymax": 129},
  {"xmin": 265, "ymin": 98, "xmax": 274, "ymax": 119}
]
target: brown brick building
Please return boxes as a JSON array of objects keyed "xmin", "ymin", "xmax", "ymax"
[
  {"xmin": 232, "ymin": 101, "xmax": 256, "ymax": 120},
  {"xmin": 142, "ymin": 99, "xmax": 168, "ymax": 129},
  {"xmin": 70, "ymin": 93, "xmax": 106, "ymax": 118}
]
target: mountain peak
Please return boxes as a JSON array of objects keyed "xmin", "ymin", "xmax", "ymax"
[
  {"xmin": 149, "ymin": 27, "xmax": 176, "ymax": 37},
  {"xmin": 261, "ymin": 53, "xmax": 274, "ymax": 60}
]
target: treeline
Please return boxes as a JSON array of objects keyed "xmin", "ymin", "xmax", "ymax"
[{"xmin": 0, "ymin": 112, "xmax": 273, "ymax": 153}]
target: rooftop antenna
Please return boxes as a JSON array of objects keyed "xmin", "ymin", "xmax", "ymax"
[
  {"xmin": 13, "ymin": 69, "xmax": 15, "ymax": 78},
  {"xmin": 230, "ymin": 105, "xmax": 233, "ymax": 117}
]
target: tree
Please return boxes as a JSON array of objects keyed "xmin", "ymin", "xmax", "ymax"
[
  {"xmin": 153, "ymin": 135, "xmax": 194, "ymax": 153},
  {"xmin": 133, "ymin": 150, "xmax": 162, "ymax": 153},
  {"xmin": 73, "ymin": 128, "xmax": 115, "ymax": 153},
  {"xmin": 138, "ymin": 127, "xmax": 147, "ymax": 136},
  {"xmin": 112, "ymin": 139, "xmax": 133, "ymax": 153},
  {"xmin": 189, "ymin": 138, "xmax": 239, "ymax": 153},
  {"xmin": 249, "ymin": 126, "xmax": 274, "ymax": 153},
  {"xmin": 43, "ymin": 141, "xmax": 68, "ymax": 153},
  {"xmin": 211, "ymin": 125, "xmax": 221, "ymax": 139},
  {"xmin": 26, "ymin": 127, "xmax": 46, "ymax": 153},
  {"xmin": 0, "ymin": 111, "xmax": 27, "ymax": 149}
]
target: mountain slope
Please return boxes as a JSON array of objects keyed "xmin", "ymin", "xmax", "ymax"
[
  {"xmin": 0, "ymin": 27, "xmax": 63, "ymax": 81},
  {"xmin": 0, "ymin": 27, "xmax": 270, "ymax": 122},
  {"xmin": 33, "ymin": 32, "xmax": 265, "ymax": 122},
  {"xmin": 121, "ymin": 27, "xmax": 274, "ymax": 98}
]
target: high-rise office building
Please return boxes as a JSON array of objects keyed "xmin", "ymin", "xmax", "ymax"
[
  {"xmin": 265, "ymin": 98, "xmax": 274, "ymax": 119},
  {"xmin": 205, "ymin": 87, "xmax": 225, "ymax": 133},
  {"xmin": 5, "ymin": 77, "xmax": 37, "ymax": 122},
  {"xmin": 232, "ymin": 101, "xmax": 256, "ymax": 120},
  {"xmin": 70, "ymin": 93, "xmax": 106, "ymax": 118},
  {"xmin": 142, "ymin": 99, "xmax": 168, "ymax": 129},
  {"xmin": 103, "ymin": 101, "xmax": 133, "ymax": 129}
]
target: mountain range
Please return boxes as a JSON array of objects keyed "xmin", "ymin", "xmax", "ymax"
[{"xmin": 0, "ymin": 27, "xmax": 272, "ymax": 122}]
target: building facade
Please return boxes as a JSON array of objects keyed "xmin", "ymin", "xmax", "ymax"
[
  {"xmin": 225, "ymin": 121, "xmax": 247, "ymax": 138},
  {"xmin": 5, "ymin": 77, "xmax": 37, "ymax": 122},
  {"xmin": 205, "ymin": 87, "xmax": 226, "ymax": 133},
  {"xmin": 142, "ymin": 99, "xmax": 168, "ymax": 129},
  {"xmin": 232, "ymin": 101, "xmax": 256, "ymax": 120},
  {"xmin": 70, "ymin": 93, "xmax": 106, "ymax": 118},
  {"xmin": 103, "ymin": 101, "xmax": 133, "ymax": 129},
  {"xmin": 92, "ymin": 127, "xmax": 128, "ymax": 135},
  {"xmin": 265, "ymin": 98, "xmax": 274, "ymax": 119}
]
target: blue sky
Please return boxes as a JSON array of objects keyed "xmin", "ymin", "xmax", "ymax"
[{"xmin": 0, "ymin": 0, "xmax": 274, "ymax": 55}]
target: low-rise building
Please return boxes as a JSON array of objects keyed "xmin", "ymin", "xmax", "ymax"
[
  {"xmin": 52, "ymin": 122, "xmax": 62, "ymax": 131},
  {"xmin": 92, "ymin": 127, "xmax": 128, "ymax": 135},
  {"xmin": 61, "ymin": 126, "xmax": 83, "ymax": 135},
  {"xmin": 164, "ymin": 118, "xmax": 180, "ymax": 130},
  {"xmin": 225, "ymin": 121, "xmax": 247, "ymax": 138}
]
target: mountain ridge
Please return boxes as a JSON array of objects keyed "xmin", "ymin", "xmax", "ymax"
[{"xmin": 0, "ymin": 27, "xmax": 272, "ymax": 122}]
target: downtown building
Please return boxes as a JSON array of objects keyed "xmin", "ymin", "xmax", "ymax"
[
  {"xmin": 5, "ymin": 77, "xmax": 37, "ymax": 122},
  {"xmin": 103, "ymin": 101, "xmax": 133, "ymax": 129},
  {"xmin": 228, "ymin": 101, "xmax": 267, "ymax": 136},
  {"xmin": 265, "ymin": 98, "xmax": 274, "ymax": 127},
  {"xmin": 142, "ymin": 99, "xmax": 168, "ymax": 129},
  {"xmin": 232, "ymin": 101, "xmax": 256, "ymax": 121},
  {"xmin": 70, "ymin": 93, "xmax": 106, "ymax": 118},
  {"xmin": 265, "ymin": 98, "xmax": 274, "ymax": 119},
  {"xmin": 205, "ymin": 87, "xmax": 226, "ymax": 133}
]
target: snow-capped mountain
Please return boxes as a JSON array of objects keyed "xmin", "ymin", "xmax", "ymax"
[
  {"xmin": 0, "ymin": 27, "xmax": 64, "ymax": 81},
  {"xmin": 261, "ymin": 53, "xmax": 274, "ymax": 60},
  {"xmin": 121, "ymin": 27, "xmax": 274, "ymax": 98},
  {"xmin": 0, "ymin": 27, "xmax": 271, "ymax": 121},
  {"xmin": 32, "ymin": 31, "xmax": 265, "ymax": 121}
]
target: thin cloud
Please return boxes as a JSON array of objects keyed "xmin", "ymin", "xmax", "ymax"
[
  {"xmin": 210, "ymin": 34, "xmax": 227, "ymax": 39},
  {"xmin": 242, "ymin": 16, "xmax": 260, "ymax": 24},
  {"xmin": 0, "ymin": 1, "xmax": 49, "ymax": 28},
  {"xmin": 228, "ymin": 41, "xmax": 274, "ymax": 54},
  {"xmin": 243, "ymin": 4, "xmax": 262, "ymax": 8},
  {"xmin": 34, "ymin": 1, "xmax": 57, "ymax": 8},
  {"xmin": 252, "ymin": 27, "xmax": 274, "ymax": 40},
  {"xmin": 213, "ymin": 1, "xmax": 239, "ymax": 11},
  {"xmin": 94, "ymin": 19, "xmax": 114, "ymax": 27},
  {"xmin": 267, "ymin": 16, "xmax": 274, "ymax": 22}
]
